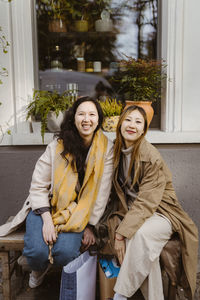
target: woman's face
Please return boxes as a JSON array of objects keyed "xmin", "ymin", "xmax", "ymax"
[
  {"xmin": 75, "ymin": 101, "xmax": 99, "ymax": 144},
  {"xmin": 120, "ymin": 109, "xmax": 145, "ymax": 148}
]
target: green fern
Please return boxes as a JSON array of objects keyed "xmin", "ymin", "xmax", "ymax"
[{"xmin": 26, "ymin": 89, "xmax": 73, "ymax": 142}]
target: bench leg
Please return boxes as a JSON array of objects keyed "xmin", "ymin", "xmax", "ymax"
[
  {"xmin": 0, "ymin": 251, "xmax": 11, "ymax": 300},
  {"xmin": 14, "ymin": 250, "xmax": 23, "ymax": 277}
]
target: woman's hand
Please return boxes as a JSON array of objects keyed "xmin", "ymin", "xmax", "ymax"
[
  {"xmin": 114, "ymin": 233, "xmax": 126, "ymax": 265},
  {"xmin": 81, "ymin": 226, "xmax": 96, "ymax": 251},
  {"xmin": 41, "ymin": 211, "xmax": 57, "ymax": 245}
]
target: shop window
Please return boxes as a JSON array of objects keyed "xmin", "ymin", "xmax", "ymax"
[{"xmin": 35, "ymin": 0, "xmax": 160, "ymax": 128}]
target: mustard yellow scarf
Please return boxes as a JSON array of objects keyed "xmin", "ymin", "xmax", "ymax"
[{"xmin": 51, "ymin": 129, "xmax": 108, "ymax": 233}]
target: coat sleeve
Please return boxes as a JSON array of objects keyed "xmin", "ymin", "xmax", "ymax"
[
  {"xmin": 28, "ymin": 140, "xmax": 56, "ymax": 210},
  {"xmin": 89, "ymin": 140, "xmax": 114, "ymax": 225},
  {"xmin": 116, "ymin": 159, "xmax": 166, "ymax": 239}
]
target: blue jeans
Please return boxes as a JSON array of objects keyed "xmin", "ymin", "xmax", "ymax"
[{"xmin": 23, "ymin": 211, "xmax": 83, "ymax": 271}]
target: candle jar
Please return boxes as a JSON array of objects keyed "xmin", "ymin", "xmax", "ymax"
[
  {"xmin": 93, "ymin": 61, "xmax": 101, "ymax": 72},
  {"xmin": 77, "ymin": 58, "xmax": 85, "ymax": 72},
  {"xmin": 85, "ymin": 61, "xmax": 94, "ymax": 72}
]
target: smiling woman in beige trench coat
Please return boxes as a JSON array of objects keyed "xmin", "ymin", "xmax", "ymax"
[{"xmin": 104, "ymin": 105, "xmax": 198, "ymax": 300}]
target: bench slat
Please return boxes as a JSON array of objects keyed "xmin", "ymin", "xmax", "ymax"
[
  {"xmin": 0, "ymin": 231, "xmax": 24, "ymax": 250},
  {"xmin": 0, "ymin": 231, "xmax": 24, "ymax": 243},
  {"xmin": 0, "ymin": 217, "xmax": 25, "ymax": 250}
]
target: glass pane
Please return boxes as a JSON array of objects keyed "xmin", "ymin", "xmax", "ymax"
[{"xmin": 35, "ymin": 0, "xmax": 159, "ymax": 127}]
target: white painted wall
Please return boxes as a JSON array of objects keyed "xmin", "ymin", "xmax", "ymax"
[
  {"xmin": 0, "ymin": 0, "xmax": 35, "ymax": 144},
  {"xmin": 0, "ymin": 2, "xmax": 14, "ymax": 143},
  {"xmin": 182, "ymin": 0, "xmax": 200, "ymax": 131}
]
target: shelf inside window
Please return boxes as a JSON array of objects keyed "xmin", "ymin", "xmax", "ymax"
[{"xmin": 47, "ymin": 31, "xmax": 117, "ymax": 39}]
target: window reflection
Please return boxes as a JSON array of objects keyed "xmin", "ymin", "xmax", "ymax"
[
  {"xmin": 36, "ymin": 0, "xmax": 159, "ymax": 126},
  {"xmin": 112, "ymin": 0, "xmax": 158, "ymax": 59}
]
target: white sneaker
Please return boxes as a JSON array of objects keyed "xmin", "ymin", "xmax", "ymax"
[
  {"xmin": 17, "ymin": 255, "xmax": 29, "ymax": 267},
  {"xmin": 29, "ymin": 264, "xmax": 51, "ymax": 288}
]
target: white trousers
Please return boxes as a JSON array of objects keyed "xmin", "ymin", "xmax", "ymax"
[{"xmin": 114, "ymin": 213, "xmax": 172, "ymax": 300}]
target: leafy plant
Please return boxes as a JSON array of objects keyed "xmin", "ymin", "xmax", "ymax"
[
  {"xmin": 26, "ymin": 89, "xmax": 72, "ymax": 142},
  {"xmin": 0, "ymin": 24, "xmax": 11, "ymax": 141},
  {"xmin": 71, "ymin": 0, "xmax": 111, "ymax": 20},
  {"xmin": 0, "ymin": 26, "xmax": 9, "ymax": 85},
  {"xmin": 37, "ymin": 0, "xmax": 111, "ymax": 22},
  {"xmin": 37, "ymin": 0, "xmax": 71, "ymax": 20},
  {"xmin": 99, "ymin": 97, "xmax": 123, "ymax": 117},
  {"xmin": 111, "ymin": 56, "xmax": 167, "ymax": 102}
]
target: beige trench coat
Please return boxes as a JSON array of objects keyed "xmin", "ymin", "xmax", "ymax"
[
  {"xmin": 109, "ymin": 138, "xmax": 198, "ymax": 299},
  {"xmin": 0, "ymin": 137, "xmax": 114, "ymax": 237}
]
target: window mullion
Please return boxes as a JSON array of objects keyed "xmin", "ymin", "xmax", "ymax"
[{"xmin": 161, "ymin": 0, "xmax": 184, "ymax": 132}]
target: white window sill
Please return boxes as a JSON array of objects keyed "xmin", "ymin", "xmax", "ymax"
[{"xmin": 0, "ymin": 130, "xmax": 199, "ymax": 146}]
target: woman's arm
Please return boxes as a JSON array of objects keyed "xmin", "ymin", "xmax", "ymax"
[
  {"xmin": 28, "ymin": 140, "xmax": 56, "ymax": 210},
  {"xmin": 116, "ymin": 159, "xmax": 166, "ymax": 239},
  {"xmin": 28, "ymin": 140, "xmax": 57, "ymax": 243}
]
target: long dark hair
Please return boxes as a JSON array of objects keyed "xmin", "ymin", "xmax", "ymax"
[
  {"xmin": 56, "ymin": 96, "xmax": 104, "ymax": 171},
  {"xmin": 114, "ymin": 105, "xmax": 148, "ymax": 186}
]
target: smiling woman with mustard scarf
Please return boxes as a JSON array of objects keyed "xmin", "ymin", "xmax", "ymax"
[{"xmin": 0, "ymin": 96, "xmax": 113, "ymax": 289}]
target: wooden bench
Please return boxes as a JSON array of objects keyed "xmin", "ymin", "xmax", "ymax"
[
  {"xmin": 0, "ymin": 220, "xmax": 182, "ymax": 300},
  {"xmin": 0, "ymin": 220, "xmax": 24, "ymax": 300}
]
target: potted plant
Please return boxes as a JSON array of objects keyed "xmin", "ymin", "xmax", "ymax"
[
  {"xmin": 26, "ymin": 89, "xmax": 72, "ymax": 142},
  {"xmin": 99, "ymin": 97, "xmax": 123, "ymax": 132},
  {"xmin": 37, "ymin": 0, "xmax": 69, "ymax": 32},
  {"xmin": 70, "ymin": 0, "xmax": 112, "ymax": 32},
  {"xmin": 72, "ymin": 1, "xmax": 93, "ymax": 32},
  {"xmin": 110, "ymin": 56, "xmax": 167, "ymax": 125}
]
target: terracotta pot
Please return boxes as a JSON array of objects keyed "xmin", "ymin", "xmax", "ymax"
[
  {"xmin": 102, "ymin": 116, "xmax": 120, "ymax": 132},
  {"xmin": 48, "ymin": 19, "xmax": 67, "ymax": 33},
  {"xmin": 125, "ymin": 101, "xmax": 154, "ymax": 127}
]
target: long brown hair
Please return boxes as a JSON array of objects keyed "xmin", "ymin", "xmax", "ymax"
[
  {"xmin": 114, "ymin": 105, "xmax": 148, "ymax": 186},
  {"xmin": 56, "ymin": 96, "xmax": 104, "ymax": 172}
]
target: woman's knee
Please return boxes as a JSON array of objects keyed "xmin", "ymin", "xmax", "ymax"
[
  {"xmin": 53, "ymin": 232, "xmax": 83, "ymax": 266},
  {"xmin": 129, "ymin": 215, "xmax": 172, "ymax": 262},
  {"xmin": 23, "ymin": 245, "xmax": 49, "ymax": 271},
  {"xmin": 54, "ymin": 247, "xmax": 79, "ymax": 266},
  {"xmin": 135, "ymin": 214, "xmax": 172, "ymax": 241},
  {"xmin": 133, "ymin": 223, "xmax": 151, "ymax": 242},
  {"xmin": 30, "ymin": 246, "xmax": 49, "ymax": 260},
  {"xmin": 23, "ymin": 241, "xmax": 49, "ymax": 262},
  {"xmin": 24, "ymin": 211, "xmax": 49, "ymax": 268}
]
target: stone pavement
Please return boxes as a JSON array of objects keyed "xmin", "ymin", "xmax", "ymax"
[{"xmin": 0, "ymin": 258, "xmax": 199, "ymax": 300}]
